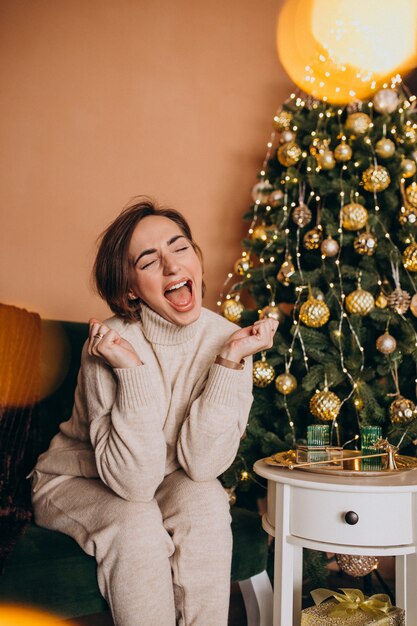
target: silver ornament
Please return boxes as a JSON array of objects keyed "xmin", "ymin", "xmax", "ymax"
[
  {"xmin": 320, "ymin": 236, "xmax": 339, "ymax": 257},
  {"xmin": 373, "ymin": 88, "xmax": 400, "ymax": 114},
  {"xmin": 376, "ymin": 332, "xmax": 397, "ymax": 354}
]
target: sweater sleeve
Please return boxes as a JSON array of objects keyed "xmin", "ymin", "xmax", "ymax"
[
  {"xmin": 176, "ymin": 356, "xmax": 253, "ymax": 481},
  {"xmin": 80, "ymin": 351, "xmax": 167, "ymax": 502}
]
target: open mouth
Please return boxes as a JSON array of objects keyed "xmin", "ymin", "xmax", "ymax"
[{"xmin": 164, "ymin": 279, "xmax": 194, "ymax": 310}]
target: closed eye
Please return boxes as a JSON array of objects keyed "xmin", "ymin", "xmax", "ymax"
[
  {"xmin": 140, "ymin": 258, "xmax": 158, "ymax": 270},
  {"xmin": 175, "ymin": 246, "xmax": 189, "ymax": 253}
]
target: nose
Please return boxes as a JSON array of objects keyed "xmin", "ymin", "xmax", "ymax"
[{"xmin": 162, "ymin": 252, "xmax": 180, "ymax": 275}]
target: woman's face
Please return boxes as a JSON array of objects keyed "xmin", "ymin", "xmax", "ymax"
[{"xmin": 128, "ymin": 215, "xmax": 203, "ymax": 326}]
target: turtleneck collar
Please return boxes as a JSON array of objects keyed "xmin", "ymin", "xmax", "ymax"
[{"xmin": 139, "ymin": 303, "xmax": 202, "ymax": 345}]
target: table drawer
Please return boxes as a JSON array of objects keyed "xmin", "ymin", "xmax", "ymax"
[{"xmin": 290, "ymin": 487, "xmax": 413, "ymax": 546}]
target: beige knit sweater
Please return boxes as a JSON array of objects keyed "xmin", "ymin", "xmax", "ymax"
[{"xmin": 35, "ymin": 305, "xmax": 253, "ymax": 502}]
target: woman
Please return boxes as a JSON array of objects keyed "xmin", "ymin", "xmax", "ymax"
[{"xmin": 32, "ymin": 198, "xmax": 278, "ymax": 626}]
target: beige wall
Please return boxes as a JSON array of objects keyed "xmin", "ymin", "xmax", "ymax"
[{"xmin": 0, "ymin": 0, "xmax": 293, "ymax": 322}]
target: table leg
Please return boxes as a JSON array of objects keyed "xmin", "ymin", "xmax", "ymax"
[
  {"xmin": 396, "ymin": 553, "xmax": 417, "ymax": 626},
  {"xmin": 273, "ymin": 483, "xmax": 302, "ymax": 626}
]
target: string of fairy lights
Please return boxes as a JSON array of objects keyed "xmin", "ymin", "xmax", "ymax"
[{"xmin": 218, "ymin": 76, "xmax": 417, "ymax": 479}]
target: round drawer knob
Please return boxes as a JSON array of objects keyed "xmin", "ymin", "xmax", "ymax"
[{"xmin": 344, "ymin": 511, "xmax": 359, "ymax": 525}]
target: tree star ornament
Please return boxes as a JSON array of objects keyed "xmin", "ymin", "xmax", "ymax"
[{"xmin": 310, "ymin": 389, "xmax": 341, "ymax": 422}]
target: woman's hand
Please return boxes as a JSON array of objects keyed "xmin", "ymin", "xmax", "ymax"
[
  {"xmin": 219, "ymin": 318, "xmax": 279, "ymax": 364},
  {"xmin": 88, "ymin": 318, "xmax": 142, "ymax": 369}
]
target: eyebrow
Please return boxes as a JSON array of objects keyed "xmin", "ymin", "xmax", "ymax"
[{"xmin": 134, "ymin": 234, "xmax": 187, "ymax": 266}]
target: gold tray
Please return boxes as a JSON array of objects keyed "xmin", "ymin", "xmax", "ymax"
[{"xmin": 264, "ymin": 449, "xmax": 417, "ymax": 476}]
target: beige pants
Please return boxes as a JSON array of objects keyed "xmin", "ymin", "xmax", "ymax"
[{"xmin": 32, "ymin": 469, "xmax": 232, "ymax": 626}]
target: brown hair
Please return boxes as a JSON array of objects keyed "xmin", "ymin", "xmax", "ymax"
[{"xmin": 93, "ymin": 197, "xmax": 204, "ymax": 321}]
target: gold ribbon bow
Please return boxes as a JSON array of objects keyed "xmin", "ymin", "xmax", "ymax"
[{"xmin": 311, "ymin": 588, "xmax": 394, "ymax": 624}]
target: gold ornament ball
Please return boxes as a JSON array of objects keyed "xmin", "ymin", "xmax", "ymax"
[
  {"xmin": 362, "ymin": 165, "xmax": 391, "ymax": 192},
  {"xmin": 388, "ymin": 287, "xmax": 411, "ymax": 314},
  {"xmin": 321, "ymin": 236, "xmax": 339, "ymax": 257},
  {"xmin": 277, "ymin": 257, "xmax": 295, "ymax": 285},
  {"xmin": 273, "ymin": 109, "xmax": 292, "ymax": 131},
  {"xmin": 399, "ymin": 205, "xmax": 417, "ymax": 225},
  {"xmin": 376, "ymin": 332, "xmax": 397, "ymax": 354},
  {"xmin": 251, "ymin": 224, "xmax": 268, "ymax": 242},
  {"xmin": 405, "ymin": 182, "xmax": 417, "ymax": 208},
  {"xmin": 346, "ymin": 112, "xmax": 372, "ymax": 135},
  {"xmin": 402, "ymin": 159, "xmax": 417, "ymax": 178},
  {"xmin": 336, "ymin": 554, "xmax": 379, "ymax": 577},
  {"xmin": 375, "ymin": 291, "xmax": 388, "ymax": 309},
  {"xmin": 251, "ymin": 181, "xmax": 273, "ymax": 203},
  {"xmin": 403, "ymin": 122, "xmax": 417, "ymax": 144},
  {"xmin": 410, "ymin": 293, "xmax": 417, "ymax": 317},
  {"xmin": 353, "ymin": 231, "xmax": 377, "ymax": 256},
  {"xmin": 375, "ymin": 137, "xmax": 396, "ymax": 159},
  {"xmin": 403, "ymin": 243, "xmax": 417, "ymax": 272},
  {"xmin": 334, "ymin": 142, "xmax": 352, "ymax": 162},
  {"xmin": 342, "ymin": 203, "xmax": 368, "ymax": 231},
  {"xmin": 220, "ymin": 298, "xmax": 244, "ymax": 323},
  {"xmin": 275, "ymin": 372, "xmax": 297, "ymax": 395},
  {"xmin": 317, "ymin": 150, "xmax": 336, "ymax": 170},
  {"xmin": 253, "ymin": 360, "xmax": 276, "ymax": 388},
  {"xmin": 310, "ymin": 389, "xmax": 341, "ymax": 421},
  {"xmin": 292, "ymin": 203, "xmax": 312, "ymax": 227},
  {"xmin": 346, "ymin": 288, "xmax": 375, "ymax": 316},
  {"xmin": 390, "ymin": 396, "xmax": 417, "ymax": 424},
  {"xmin": 277, "ymin": 141, "xmax": 302, "ymax": 167},
  {"xmin": 303, "ymin": 226, "xmax": 323, "ymax": 250},
  {"xmin": 299, "ymin": 297, "xmax": 330, "ymax": 328},
  {"xmin": 259, "ymin": 304, "xmax": 284, "ymax": 323},
  {"xmin": 373, "ymin": 88, "xmax": 400, "ymax": 114},
  {"xmin": 234, "ymin": 256, "xmax": 253, "ymax": 276},
  {"xmin": 268, "ymin": 189, "xmax": 284, "ymax": 206}
]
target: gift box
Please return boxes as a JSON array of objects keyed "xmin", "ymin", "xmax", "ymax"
[{"xmin": 300, "ymin": 588, "xmax": 405, "ymax": 626}]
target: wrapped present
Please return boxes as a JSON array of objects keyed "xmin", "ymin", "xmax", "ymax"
[{"xmin": 301, "ymin": 588, "xmax": 405, "ymax": 625}]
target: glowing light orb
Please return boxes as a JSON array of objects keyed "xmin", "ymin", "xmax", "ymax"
[
  {"xmin": 277, "ymin": 0, "xmax": 417, "ymax": 103},
  {"xmin": 0, "ymin": 605, "xmax": 76, "ymax": 626}
]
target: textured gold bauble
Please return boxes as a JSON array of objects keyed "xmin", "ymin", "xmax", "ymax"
[
  {"xmin": 309, "ymin": 390, "xmax": 341, "ymax": 421},
  {"xmin": 403, "ymin": 122, "xmax": 417, "ymax": 144},
  {"xmin": 336, "ymin": 554, "xmax": 379, "ymax": 577},
  {"xmin": 234, "ymin": 256, "xmax": 253, "ymax": 276},
  {"xmin": 303, "ymin": 226, "xmax": 323, "ymax": 250},
  {"xmin": 341, "ymin": 203, "xmax": 368, "ymax": 231},
  {"xmin": 268, "ymin": 189, "xmax": 284, "ymax": 206},
  {"xmin": 224, "ymin": 487, "xmax": 237, "ymax": 506},
  {"xmin": 273, "ymin": 110, "xmax": 292, "ymax": 131},
  {"xmin": 320, "ymin": 236, "xmax": 339, "ymax": 257},
  {"xmin": 405, "ymin": 182, "xmax": 417, "ymax": 208},
  {"xmin": 292, "ymin": 203, "xmax": 312, "ymax": 227},
  {"xmin": 346, "ymin": 112, "xmax": 372, "ymax": 135},
  {"xmin": 277, "ymin": 141, "xmax": 302, "ymax": 167},
  {"xmin": 299, "ymin": 297, "xmax": 330, "ymax": 328},
  {"xmin": 277, "ymin": 257, "xmax": 295, "ymax": 286},
  {"xmin": 402, "ymin": 159, "xmax": 417, "ymax": 178},
  {"xmin": 251, "ymin": 180, "xmax": 273, "ymax": 203},
  {"xmin": 373, "ymin": 88, "xmax": 400, "ymax": 114},
  {"xmin": 259, "ymin": 304, "xmax": 284, "ymax": 323},
  {"xmin": 220, "ymin": 298, "xmax": 244, "ymax": 323},
  {"xmin": 253, "ymin": 359, "xmax": 276, "ymax": 388},
  {"xmin": 375, "ymin": 137, "xmax": 396, "ymax": 159},
  {"xmin": 410, "ymin": 293, "xmax": 417, "ymax": 317},
  {"xmin": 362, "ymin": 165, "xmax": 391, "ymax": 192},
  {"xmin": 275, "ymin": 372, "xmax": 297, "ymax": 395},
  {"xmin": 376, "ymin": 332, "xmax": 397, "ymax": 354},
  {"xmin": 390, "ymin": 396, "xmax": 417, "ymax": 424},
  {"xmin": 403, "ymin": 243, "xmax": 417, "ymax": 272},
  {"xmin": 251, "ymin": 224, "xmax": 268, "ymax": 242},
  {"xmin": 399, "ymin": 205, "xmax": 417, "ymax": 225},
  {"xmin": 334, "ymin": 142, "xmax": 352, "ymax": 162},
  {"xmin": 317, "ymin": 150, "xmax": 336, "ymax": 170},
  {"xmin": 375, "ymin": 291, "xmax": 388, "ymax": 309},
  {"xmin": 353, "ymin": 231, "xmax": 377, "ymax": 256},
  {"xmin": 345, "ymin": 288, "xmax": 375, "ymax": 316},
  {"xmin": 388, "ymin": 288, "xmax": 411, "ymax": 314}
]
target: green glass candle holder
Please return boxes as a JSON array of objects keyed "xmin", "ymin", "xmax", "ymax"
[
  {"xmin": 307, "ymin": 424, "xmax": 330, "ymax": 447},
  {"xmin": 360, "ymin": 425, "xmax": 382, "ymax": 471}
]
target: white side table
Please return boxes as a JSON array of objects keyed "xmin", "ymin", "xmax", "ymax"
[{"xmin": 254, "ymin": 458, "xmax": 417, "ymax": 626}]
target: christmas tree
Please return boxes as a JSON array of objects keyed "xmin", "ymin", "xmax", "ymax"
[{"xmin": 220, "ymin": 79, "xmax": 417, "ymax": 505}]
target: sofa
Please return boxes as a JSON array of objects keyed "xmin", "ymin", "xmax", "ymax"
[{"xmin": 0, "ymin": 314, "xmax": 273, "ymax": 625}]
